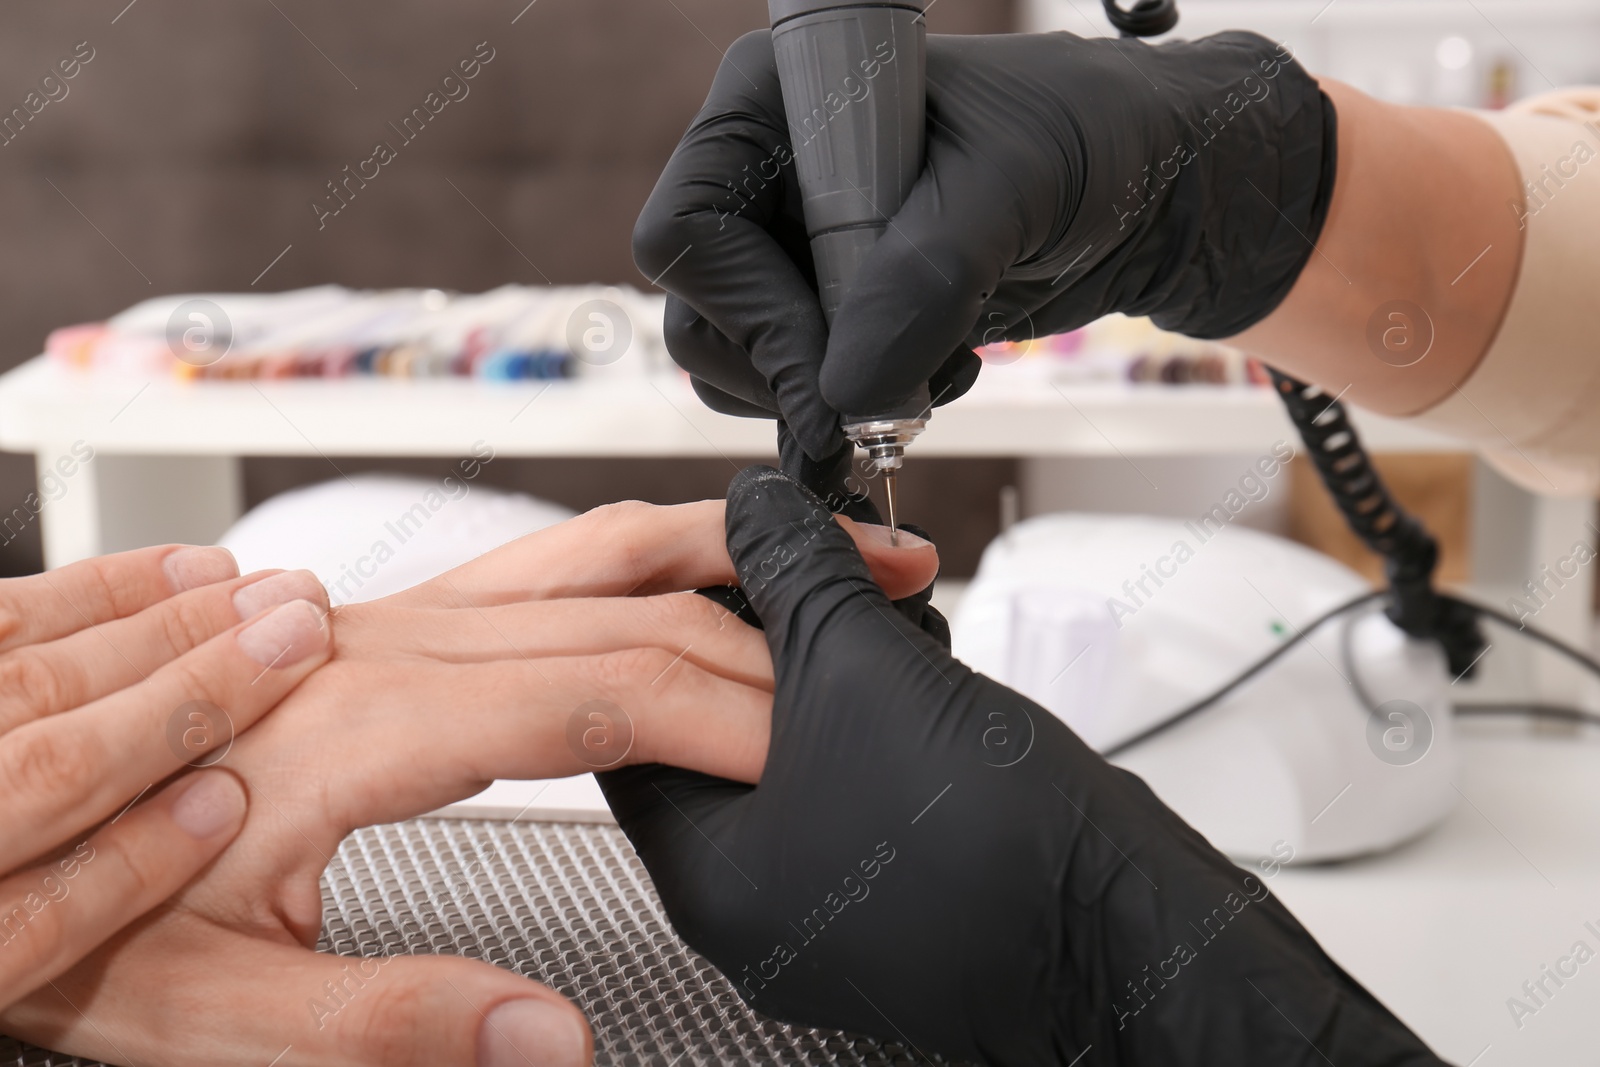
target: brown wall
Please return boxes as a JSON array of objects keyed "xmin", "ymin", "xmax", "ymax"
[{"xmin": 0, "ymin": 0, "xmax": 1016, "ymax": 576}]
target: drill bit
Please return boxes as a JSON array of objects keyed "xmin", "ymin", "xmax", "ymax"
[
  {"xmin": 885, "ymin": 472, "xmax": 899, "ymax": 546},
  {"xmin": 842, "ymin": 422, "xmax": 923, "ymax": 547}
]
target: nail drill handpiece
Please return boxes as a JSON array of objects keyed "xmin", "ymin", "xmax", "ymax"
[{"xmin": 768, "ymin": 0, "xmax": 931, "ymax": 527}]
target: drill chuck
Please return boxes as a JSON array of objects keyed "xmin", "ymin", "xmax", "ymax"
[{"xmin": 842, "ymin": 416, "xmax": 925, "ymax": 473}]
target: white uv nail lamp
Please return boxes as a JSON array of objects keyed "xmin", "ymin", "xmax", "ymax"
[{"xmin": 951, "ymin": 513, "xmax": 1457, "ymax": 863}]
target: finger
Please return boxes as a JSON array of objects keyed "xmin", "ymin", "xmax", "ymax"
[
  {"xmin": 665, "ymin": 296, "xmax": 780, "ymax": 416},
  {"xmin": 0, "ymin": 598, "xmax": 330, "ymax": 869},
  {"xmin": 207, "ymin": 652, "xmax": 771, "ymax": 871},
  {"xmin": 0, "ymin": 569, "xmax": 328, "ymax": 735},
  {"xmin": 0, "ymin": 769, "xmax": 246, "ymax": 1010},
  {"xmin": 395, "ymin": 499, "xmax": 938, "ymax": 608},
  {"xmin": 595, "ymin": 763, "xmax": 756, "ymax": 938},
  {"xmin": 623, "ymin": 652, "xmax": 772, "ymax": 785},
  {"xmin": 343, "ymin": 592, "xmax": 776, "ymax": 691},
  {"xmin": 597, "ymin": 763, "xmax": 752, "ymax": 846},
  {"xmin": 412, "ymin": 651, "xmax": 772, "ymax": 799},
  {"xmin": 634, "ymin": 30, "xmax": 842, "ymax": 461},
  {"xmin": 399, "ymin": 499, "xmax": 729, "ymax": 605},
  {"xmin": 6, "ymin": 921, "xmax": 592, "ymax": 1067},
  {"xmin": 928, "ymin": 346, "xmax": 983, "ymax": 409},
  {"xmin": 723, "ymin": 467, "xmax": 960, "ymax": 771},
  {"xmin": 884, "ymin": 523, "xmax": 953, "ymax": 650},
  {"xmin": 834, "ymin": 518, "xmax": 937, "ymax": 601},
  {"xmin": 690, "ymin": 375, "xmax": 780, "ymax": 420},
  {"xmin": 725, "ymin": 466, "xmax": 884, "ymax": 625},
  {"xmin": 818, "ymin": 134, "xmax": 1027, "ymax": 419},
  {"xmin": 0, "ymin": 545, "xmax": 237, "ymax": 653},
  {"xmin": 725, "ymin": 466, "xmax": 944, "ymax": 672},
  {"xmin": 775, "ymin": 425, "xmax": 878, "ymax": 523}
]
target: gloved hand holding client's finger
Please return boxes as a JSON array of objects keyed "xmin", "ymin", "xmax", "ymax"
[{"xmin": 602, "ymin": 465, "xmax": 1449, "ymax": 1067}]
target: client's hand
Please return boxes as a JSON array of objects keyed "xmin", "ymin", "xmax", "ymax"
[
  {"xmin": 2, "ymin": 500, "xmax": 938, "ymax": 1067},
  {"xmin": 0, "ymin": 545, "xmax": 330, "ymax": 1011},
  {"xmin": 599, "ymin": 470, "xmax": 1448, "ymax": 1067}
]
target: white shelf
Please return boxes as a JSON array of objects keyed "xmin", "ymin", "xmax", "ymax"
[{"xmin": 0, "ymin": 356, "xmax": 1462, "ymax": 459}]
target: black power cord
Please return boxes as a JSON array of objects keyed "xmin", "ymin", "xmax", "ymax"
[
  {"xmin": 1448, "ymin": 598, "xmax": 1600, "ymax": 730},
  {"xmin": 1103, "ymin": 590, "xmax": 1382, "ymax": 758},
  {"xmin": 1106, "ymin": 369, "xmax": 1600, "ymax": 758},
  {"xmin": 1455, "ymin": 702, "xmax": 1600, "ymax": 730},
  {"xmin": 1104, "ymin": 588, "xmax": 1600, "ymax": 759}
]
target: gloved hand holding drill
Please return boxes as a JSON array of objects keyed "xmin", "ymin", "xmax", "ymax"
[{"xmin": 632, "ymin": 28, "xmax": 1335, "ymax": 482}]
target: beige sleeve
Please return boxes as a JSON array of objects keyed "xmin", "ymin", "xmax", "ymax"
[{"xmin": 1408, "ymin": 89, "xmax": 1600, "ymax": 496}]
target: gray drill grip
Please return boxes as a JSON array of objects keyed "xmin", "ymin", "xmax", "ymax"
[{"xmin": 769, "ymin": 0, "xmax": 931, "ymax": 424}]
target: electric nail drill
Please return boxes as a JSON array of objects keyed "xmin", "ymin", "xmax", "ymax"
[{"xmin": 768, "ymin": 0, "xmax": 931, "ymax": 539}]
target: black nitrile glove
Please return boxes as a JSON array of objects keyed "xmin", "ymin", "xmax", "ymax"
[
  {"xmin": 599, "ymin": 466, "xmax": 1447, "ymax": 1067},
  {"xmin": 634, "ymin": 28, "xmax": 1335, "ymax": 480}
]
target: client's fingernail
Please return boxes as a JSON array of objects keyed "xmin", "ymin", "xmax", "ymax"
[
  {"xmin": 170, "ymin": 771, "xmax": 246, "ymax": 839},
  {"xmin": 237, "ymin": 599, "xmax": 328, "ymax": 669},
  {"xmin": 479, "ymin": 998, "xmax": 590, "ymax": 1067},
  {"xmin": 164, "ymin": 546, "xmax": 238, "ymax": 592},
  {"xmin": 856, "ymin": 523, "xmax": 931, "ymax": 549},
  {"xmin": 233, "ymin": 569, "xmax": 326, "ymax": 621}
]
